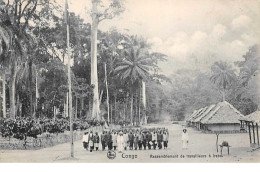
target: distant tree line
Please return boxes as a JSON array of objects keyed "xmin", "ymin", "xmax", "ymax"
[{"xmin": 161, "ymin": 45, "xmax": 259, "ymax": 120}]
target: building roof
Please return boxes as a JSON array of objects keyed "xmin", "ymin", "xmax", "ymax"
[
  {"xmin": 193, "ymin": 104, "xmax": 216, "ymax": 123},
  {"xmin": 201, "ymin": 101, "xmax": 244, "ymax": 124},
  {"xmin": 187, "ymin": 108, "xmax": 205, "ymax": 122},
  {"xmin": 186, "ymin": 110, "xmax": 198, "ymax": 121},
  {"xmin": 192, "ymin": 107, "xmax": 208, "ymax": 122},
  {"xmin": 200, "ymin": 105, "xmax": 221, "ymax": 124},
  {"xmin": 241, "ymin": 111, "xmax": 260, "ymax": 124}
]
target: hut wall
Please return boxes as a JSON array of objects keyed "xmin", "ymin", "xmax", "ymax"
[{"xmin": 207, "ymin": 123, "xmax": 241, "ymax": 132}]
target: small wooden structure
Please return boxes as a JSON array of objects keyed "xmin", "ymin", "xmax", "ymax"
[
  {"xmin": 240, "ymin": 111, "xmax": 260, "ymax": 148},
  {"xmin": 219, "ymin": 141, "xmax": 231, "ymax": 155}
]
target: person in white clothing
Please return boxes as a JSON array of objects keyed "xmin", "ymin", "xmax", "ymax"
[
  {"xmin": 182, "ymin": 129, "xmax": 189, "ymax": 149},
  {"xmin": 123, "ymin": 131, "xmax": 129, "ymax": 150},
  {"xmin": 117, "ymin": 131, "xmax": 124, "ymax": 152},
  {"xmin": 163, "ymin": 131, "xmax": 169, "ymax": 149},
  {"xmin": 82, "ymin": 132, "xmax": 89, "ymax": 150},
  {"xmin": 112, "ymin": 131, "xmax": 118, "ymax": 150}
]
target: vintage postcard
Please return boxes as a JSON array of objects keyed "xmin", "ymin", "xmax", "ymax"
[{"xmin": 0, "ymin": 0, "xmax": 259, "ymax": 163}]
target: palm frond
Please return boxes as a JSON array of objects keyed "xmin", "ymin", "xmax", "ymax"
[
  {"xmin": 114, "ymin": 64, "xmax": 130, "ymax": 73},
  {"xmin": 210, "ymin": 61, "xmax": 236, "ymax": 90}
]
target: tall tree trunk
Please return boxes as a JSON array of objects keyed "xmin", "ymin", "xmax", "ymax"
[
  {"xmin": 16, "ymin": 95, "xmax": 20, "ymax": 117},
  {"xmin": 2, "ymin": 71, "xmax": 6, "ymax": 118},
  {"xmin": 99, "ymin": 89, "xmax": 103, "ymax": 105},
  {"xmin": 53, "ymin": 106, "xmax": 56, "ymax": 120},
  {"xmin": 135, "ymin": 90, "xmax": 138, "ymax": 126},
  {"xmin": 65, "ymin": 0, "xmax": 74, "ymax": 158},
  {"xmin": 130, "ymin": 89, "xmax": 133, "ymax": 126},
  {"xmin": 10, "ymin": 60, "xmax": 17, "ymax": 119},
  {"xmin": 91, "ymin": 0, "xmax": 100, "ymax": 120},
  {"xmin": 63, "ymin": 100, "xmax": 66, "ymax": 117},
  {"xmin": 222, "ymin": 89, "xmax": 225, "ymax": 102},
  {"xmin": 104, "ymin": 63, "xmax": 110, "ymax": 123},
  {"xmin": 66, "ymin": 92, "xmax": 69, "ymax": 117},
  {"xmin": 124, "ymin": 96, "xmax": 126, "ymax": 121},
  {"xmin": 80, "ymin": 96, "xmax": 84, "ymax": 118},
  {"xmin": 35, "ymin": 69, "xmax": 39, "ymax": 118},
  {"xmin": 110, "ymin": 100, "xmax": 113, "ymax": 124},
  {"xmin": 28, "ymin": 60, "xmax": 34, "ymax": 118},
  {"xmin": 75, "ymin": 96, "xmax": 78, "ymax": 119},
  {"xmin": 114, "ymin": 93, "xmax": 117, "ymax": 123},
  {"xmin": 138, "ymin": 87, "xmax": 141, "ymax": 125},
  {"xmin": 142, "ymin": 81, "xmax": 147, "ymax": 124}
]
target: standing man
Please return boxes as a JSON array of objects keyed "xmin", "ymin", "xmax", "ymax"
[
  {"xmin": 133, "ymin": 131, "xmax": 138, "ymax": 150},
  {"xmin": 182, "ymin": 129, "xmax": 189, "ymax": 149},
  {"xmin": 157, "ymin": 130, "xmax": 163, "ymax": 149},
  {"xmin": 163, "ymin": 131, "xmax": 168, "ymax": 149},
  {"xmin": 82, "ymin": 132, "xmax": 89, "ymax": 150},
  {"xmin": 112, "ymin": 131, "xmax": 118, "ymax": 150},
  {"xmin": 152, "ymin": 131, "xmax": 157, "ymax": 150},
  {"xmin": 117, "ymin": 131, "xmax": 124, "ymax": 152},
  {"xmin": 89, "ymin": 131, "xmax": 94, "ymax": 152},
  {"xmin": 142, "ymin": 131, "xmax": 147, "ymax": 150},
  {"xmin": 137, "ymin": 130, "xmax": 143, "ymax": 150},
  {"xmin": 147, "ymin": 131, "xmax": 153, "ymax": 150},
  {"xmin": 94, "ymin": 132, "xmax": 100, "ymax": 151},
  {"xmin": 107, "ymin": 131, "xmax": 113, "ymax": 150},
  {"xmin": 123, "ymin": 130, "xmax": 129, "ymax": 150},
  {"xmin": 104, "ymin": 131, "xmax": 109, "ymax": 150},
  {"xmin": 101, "ymin": 131, "xmax": 106, "ymax": 151},
  {"xmin": 128, "ymin": 131, "xmax": 134, "ymax": 150}
]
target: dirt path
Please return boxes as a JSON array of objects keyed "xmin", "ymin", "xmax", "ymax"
[{"xmin": 0, "ymin": 122, "xmax": 259, "ymax": 162}]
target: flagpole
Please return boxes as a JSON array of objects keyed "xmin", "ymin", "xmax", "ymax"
[{"xmin": 65, "ymin": 0, "xmax": 74, "ymax": 158}]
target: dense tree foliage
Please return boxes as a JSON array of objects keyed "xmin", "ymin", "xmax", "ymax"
[
  {"xmin": 0, "ymin": 0, "xmax": 259, "ymax": 126},
  {"xmin": 0, "ymin": 0, "xmax": 167, "ymax": 126},
  {"xmin": 159, "ymin": 45, "xmax": 259, "ymax": 121}
]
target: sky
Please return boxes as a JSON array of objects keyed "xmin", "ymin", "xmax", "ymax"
[{"xmin": 64, "ymin": 0, "xmax": 260, "ymax": 76}]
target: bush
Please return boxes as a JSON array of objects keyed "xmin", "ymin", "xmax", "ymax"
[{"xmin": 0, "ymin": 117, "xmax": 103, "ymax": 144}]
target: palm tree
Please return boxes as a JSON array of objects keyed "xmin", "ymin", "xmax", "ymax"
[
  {"xmin": 210, "ymin": 61, "xmax": 237, "ymax": 101},
  {"xmin": 114, "ymin": 44, "xmax": 152, "ymax": 125},
  {"xmin": 240, "ymin": 64, "xmax": 258, "ymax": 87}
]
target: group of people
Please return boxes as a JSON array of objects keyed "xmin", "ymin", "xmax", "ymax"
[{"xmin": 82, "ymin": 128, "xmax": 169, "ymax": 152}]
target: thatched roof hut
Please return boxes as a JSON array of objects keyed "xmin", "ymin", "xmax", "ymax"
[
  {"xmin": 187, "ymin": 101, "xmax": 244, "ymax": 132},
  {"xmin": 202, "ymin": 101, "xmax": 244, "ymax": 124},
  {"xmin": 242, "ymin": 111, "xmax": 260, "ymax": 124}
]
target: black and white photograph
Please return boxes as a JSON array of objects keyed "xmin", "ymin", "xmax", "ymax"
[{"xmin": 0, "ymin": 0, "xmax": 259, "ymax": 163}]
